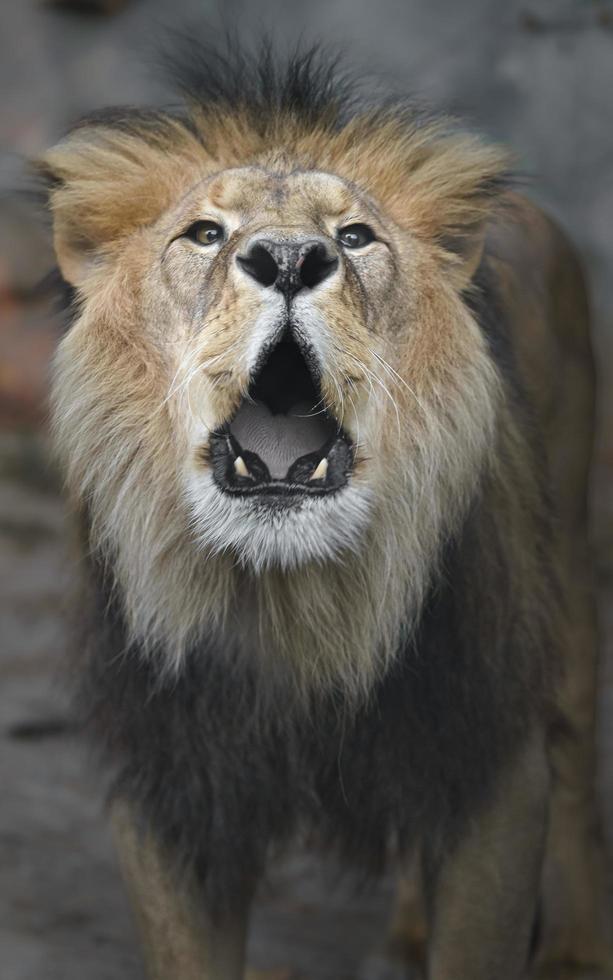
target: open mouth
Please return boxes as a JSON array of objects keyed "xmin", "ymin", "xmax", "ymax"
[{"xmin": 209, "ymin": 334, "xmax": 354, "ymax": 499}]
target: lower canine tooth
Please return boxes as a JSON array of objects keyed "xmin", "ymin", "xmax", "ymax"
[
  {"xmin": 234, "ymin": 456, "xmax": 250, "ymax": 478},
  {"xmin": 309, "ymin": 457, "xmax": 328, "ymax": 481}
]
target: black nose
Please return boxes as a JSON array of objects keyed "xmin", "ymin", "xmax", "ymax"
[{"xmin": 237, "ymin": 239, "xmax": 339, "ymax": 296}]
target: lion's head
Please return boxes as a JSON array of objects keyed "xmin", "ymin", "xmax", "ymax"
[{"xmin": 42, "ymin": 46, "xmax": 508, "ymax": 698}]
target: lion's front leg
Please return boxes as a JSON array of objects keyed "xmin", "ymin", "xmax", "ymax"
[
  {"xmin": 426, "ymin": 735, "xmax": 549, "ymax": 980},
  {"xmin": 111, "ymin": 801, "xmax": 249, "ymax": 980},
  {"xmin": 537, "ymin": 565, "xmax": 613, "ymax": 978},
  {"xmin": 357, "ymin": 857, "xmax": 427, "ymax": 979}
]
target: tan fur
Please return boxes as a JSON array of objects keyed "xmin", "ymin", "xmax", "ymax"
[{"xmin": 112, "ymin": 801, "xmax": 248, "ymax": 980}]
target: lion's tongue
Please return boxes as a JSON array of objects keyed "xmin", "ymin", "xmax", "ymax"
[{"xmin": 229, "ymin": 400, "xmax": 334, "ymax": 479}]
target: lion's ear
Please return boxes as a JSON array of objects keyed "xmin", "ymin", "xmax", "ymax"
[
  {"xmin": 38, "ymin": 114, "xmax": 205, "ymax": 287},
  {"xmin": 441, "ymin": 216, "xmax": 492, "ymax": 289},
  {"xmin": 420, "ymin": 135, "xmax": 512, "ymax": 289},
  {"xmin": 37, "ymin": 147, "xmax": 97, "ymax": 287},
  {"xmin": 369, "ymin": 126, "xmax": 511, "ymax": 290}
]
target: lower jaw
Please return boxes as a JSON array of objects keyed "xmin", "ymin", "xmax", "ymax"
[
  {"xmin": 187, "ymin": 464, "xmax": 374, "ymax": 573},
  {"xmin": 207, "ymin": 427, "xmax": 355, "ymax": 503}
]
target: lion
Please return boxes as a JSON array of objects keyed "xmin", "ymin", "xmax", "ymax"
[{"xmin": 39, "ymin": 42, "xmax": 611, "ymax": 979}]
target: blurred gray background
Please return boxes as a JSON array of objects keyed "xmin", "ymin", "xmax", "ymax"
[{"xmin": 1, "ymin": 2, "xmax": 612, "ymax": 978}]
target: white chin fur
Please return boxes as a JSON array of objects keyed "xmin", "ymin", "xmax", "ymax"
[{"xmin": 185, "ymin": 472, "xmax": 374, "ymax": 572}]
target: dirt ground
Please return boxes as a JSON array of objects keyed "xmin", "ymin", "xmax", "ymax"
[{"xmin": 1, "ymin": 1, "xmax": 613, "ymax": 978}]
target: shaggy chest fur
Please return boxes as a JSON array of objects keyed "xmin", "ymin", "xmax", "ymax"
[{"xmin": 78, "ymin": 475, "xmax": 554, "ymax": 912}]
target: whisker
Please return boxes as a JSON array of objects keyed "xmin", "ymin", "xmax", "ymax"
[
  {"xmin": 342, "ymin": 350, "xmax": 402, "ymax": 438},
  {"xmin": 159, "ymin": 338, "xmax": 244, "ymax": 414},
  {"xmin": 344, "ymin": 378, "xmax": 362, "ymax": 451},
  {"xmin": 368, "ymin": 348, "xmax": 428, "ymax": 417},
  {"xmin": 293, "ymin": 399, "xmax": 329, "ymax": 419}
]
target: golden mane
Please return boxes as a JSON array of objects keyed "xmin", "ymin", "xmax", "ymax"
[
  {"xmin": 41, "ymin": 41, "xmax": 510, "ymax": 286},
  {"xmin": 41, "ymin": 44, "xmax": 513, "ymax": 703}
]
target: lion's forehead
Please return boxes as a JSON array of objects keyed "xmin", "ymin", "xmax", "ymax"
[{"xmin": 202, "ymin": 167, "xmax": 357, "ymax": 222}]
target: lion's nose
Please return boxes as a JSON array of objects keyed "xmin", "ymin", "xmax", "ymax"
[{"xmin": 237, "ymin": 238, "xmax": 339, "ymax": 297}]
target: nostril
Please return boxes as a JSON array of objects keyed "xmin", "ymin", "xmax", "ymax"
[
  {"xmin": 237, "ymin": 239, "xmax": 339, "ymax": 295},
  {"xmin": 237, "ymin": 245, "xmax": 278, "ymax": 288},
  {"xmin": 299, "ymin": 244, "xmax": 339, "ymax": 289}
]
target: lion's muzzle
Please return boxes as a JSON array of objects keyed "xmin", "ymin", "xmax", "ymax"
[{"xmin": 208, "ymin": 334, "xmax": 354, "ymax": 502}]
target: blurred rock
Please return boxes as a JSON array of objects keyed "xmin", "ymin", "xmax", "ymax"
[
  {"xmin": 0, "ymin": 194, "xmax": 55, "ymax": 297},
  {"xmin": 0, "ymin": 302, "xmax": 59, "ymax": 429},
  {"xmin": 0, "ymin": 195, "xmax": 61, "ymax": 428}
]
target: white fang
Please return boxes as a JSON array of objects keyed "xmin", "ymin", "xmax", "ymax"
[
  {"xmin": 309, "ymin": 457, "xmax": 328, "ymax": 481},
  {"xmin": 234, "ymin": 456, "xmax": 250, "ymax": 478}
]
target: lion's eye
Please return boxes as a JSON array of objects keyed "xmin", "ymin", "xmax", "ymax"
[
  {"xmin": 185, "ymin": 220, "xmax": 225, "ymax": 246},
  {"xmin": 337, "ymin": 224, "xmax": 375, "ymax": 249}
]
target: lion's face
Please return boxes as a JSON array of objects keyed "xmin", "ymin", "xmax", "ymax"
[
  {"xmin": 43, "ymin": 94, "xmax": 506, "ymax": 686},
  {"xmin": 154, "ymin": 165, "xmax": 407, "ymax": 569}
]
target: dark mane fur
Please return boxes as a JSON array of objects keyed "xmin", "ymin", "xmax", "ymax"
[
  {"xmin": 161, "ymin": 34, "xmax": 358, "ymax": 129},
  {"xmin": 71, "ymin": 260, "xmax": 557, "ymax": 915}
]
